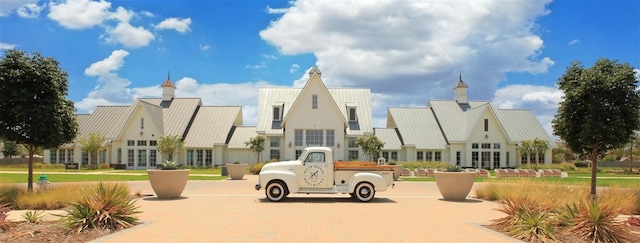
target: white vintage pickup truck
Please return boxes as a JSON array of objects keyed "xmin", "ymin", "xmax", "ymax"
[{"xmin": 254, "ymin": 147, "xmax": 394, "ymax": 202}]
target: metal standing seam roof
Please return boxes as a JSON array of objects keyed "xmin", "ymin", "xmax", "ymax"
[
  {"xmin": 428, "ymin": 100, "xmax": 490, "ymax": 142},
  {"xmin": 227, "ymin": 126, "xmax": 257, "ymax": 149},
  {"xmin": 462, "ymin": 103, "xmax": 489, "ymax": 140},
  {"xmin": 139, "ymin": 98, "xmax": 202, "ymax": 137},
  {"xmin": 373, "ymin": 128, "xmax": 402, "ymax": 150},
  {"xmin": 256, "ymin": 87, "xmax": 372, "ymax": 135},
  {"xmin": 183, "ymin": 106, "xmax": 242, "ymax": 147},
  {"xmin": 75, "ymin": 106, "xmax": 131, "ymax": 141},
  {"xmin": 387, "ymin": 107, "xmax": 448, "ymax": 149},
  {"xmin": 138, "ymin": 100, "xmax": 165, "ymax": 137},
  {"xmin": 495, "ymin": 109, "xmax": 557, "ymax": 147}
]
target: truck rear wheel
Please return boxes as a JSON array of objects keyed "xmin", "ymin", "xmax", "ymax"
[
  {"xmin": 354, "ymin": 182, "xmax": 375, "ymax": 202},
  {"xmin": 265, "ymin": 181, "xmax": 287, "ymax": 202}
]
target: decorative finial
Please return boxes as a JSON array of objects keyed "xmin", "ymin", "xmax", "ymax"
[{"xmin": 167, "ymin": 71, "xmax": 171, "ymax": 80}]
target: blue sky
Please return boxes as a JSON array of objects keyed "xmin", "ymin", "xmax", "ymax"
[{"xmin": 1, "ymin": 0, "xmax": 639, "ymax": 137}]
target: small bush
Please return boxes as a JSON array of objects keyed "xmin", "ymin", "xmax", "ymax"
[
  {"xmin": 0, "ymin": 198, "xmax": 11, "ymax": 221},
  {"xmin": 22, "ymin": 210, "xmax": 45, "ymax": 224},
  {"xmin": 100, "ymin": 162, "xmax": 111, "ymax": 169},
  {"xmin": 568, "ymin": 199, "xmax": 630, "ymax": 242},
  {"xmin": 493, "ymin": 197, "xmax": 556, "ymax": 242},
  {"xmin": 57, "ymin": 182, "xmax": 140, "ymax": 233},
  {"xmin": 158, "ymin": 161, "xmax": 182, "ymax": 170},
  {"xmin": 14, "ymin": 183, "xmax": 88, "ymax": 210},
  {"xmin": 250, "ymin": 162, "xmax": 267, "ymax": 175}
]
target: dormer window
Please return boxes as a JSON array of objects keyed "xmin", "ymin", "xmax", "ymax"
[
  {"xmin": 349, "ymin": 108, "xmax": 357, "ymax": 122},
  {"xmin": 272, "ymin": 103, "xmax": 283, "ymax": 121}
]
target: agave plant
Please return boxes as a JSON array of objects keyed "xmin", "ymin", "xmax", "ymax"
[
  {"xmin": 445, "ymin": 164, "xmax": 462, "ymax": 172},
  {"xmin": 568, "ymin": 199, "xmax": 630, "ymax": 243},
  {"xmin": 57, "ymin": 182, "xmax": 141, "ymax": 233},
  {"xmin": 22, "ymin": 210, "xmax": 45, "ymax": 224},
  {"xmin": 158, "ymin": 161, "xmax": 183, "ymax": 170},
  {"xmin": 493, "ymin": 197, "xmax": 556, "ymax": 242}
]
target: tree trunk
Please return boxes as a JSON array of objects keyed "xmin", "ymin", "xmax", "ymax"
[
  {"xmin": 631, "ymin": 143, "xmax": 634, "ymax": 173},
  {"xmin": 27, "ymin": 145, "xmax": 35, "ymax": 192},
  {"xmin": 590, "ymin": 148, "xmax": 598, "ymax": 198}
]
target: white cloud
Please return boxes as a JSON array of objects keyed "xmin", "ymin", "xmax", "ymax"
[
  {"xmin": 266, "ymin": 6, "xmax": 288, "ymax": 14},
  {"xmin": 0, "ymin": 42, "xmax": 17, "ymax": 50},
  {"xmin": 154, "ymin": 17, "xmax": 192, "ymax": 33},
  {"xmin": 84, "ymin": 49, "xmax": 129, "ymax": 76},
  {"xmin": 104, "ymin": 22, "xmax": 155, "ymax": 48},
  {"xmin": 140, "ymin": 11, "xmax": 154, "ymax": 17},
  {"xmin": 260, "ymin": 0, "xmax": 554, "ymax": 128},
  {"xmin": 0, "ymin": 0, "xmax": 38, "ymax": 17},
  {"xmin": 246, "ymin": 61, "xmax": 267, "ymax": 69},
  {"xmin": 48, "ymin": 0, "xmax": 112, "ymax": 29},
  {"xmin": 17, "ymin": 3, "xmax": 42, "ymax": 18},
  {"xmin": 493, "ymin": 84, "xmax": 563, "ymax": 136},
  {"xmin": 200, "ymin": 44, "xmax": 211, "ymax": 51},
  {"xmin": 290, "ymin": 64, "xmax": 300, "ymax": 73},
  {"xmin": 568, "ymin": 39, "xmax": 580, "ymax": 45},
  {"xmin": 108, "ymin": 6, "xmax": 134, "ymax": 23},
  {"xmin": 261, "ymin": 54, "xmax": 277, "ymax": 59}
]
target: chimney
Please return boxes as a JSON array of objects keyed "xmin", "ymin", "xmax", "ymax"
[{"xmin": 161, "ymin": 72, "xmax": 176, "ymax": 101}]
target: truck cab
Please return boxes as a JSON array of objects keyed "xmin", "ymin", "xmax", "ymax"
[{"xmin": 255, "ymin": 147, "xmax": 394, "ymax": 202}]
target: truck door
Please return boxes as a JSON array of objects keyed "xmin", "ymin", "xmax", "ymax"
[{"xmin": 300, "ymin": 151, "xmax": 331, "ymax": 189}]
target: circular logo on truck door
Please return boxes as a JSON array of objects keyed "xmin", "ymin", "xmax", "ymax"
[{"xmin": 303, "ymin": 164, "xmax": 326, "ymax": 187}]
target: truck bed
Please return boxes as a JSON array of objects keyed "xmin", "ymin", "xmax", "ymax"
[{"xmin": 334, "ymin": 161, "xmax": 394, "ymax": 171}]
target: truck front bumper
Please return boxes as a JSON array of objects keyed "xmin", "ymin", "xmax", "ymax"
[{"xmin": 255, "ymin": 183, "xmax": 261, "ymax": 190}]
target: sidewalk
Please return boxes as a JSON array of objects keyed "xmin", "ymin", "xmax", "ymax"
[{"xmin": 83, "ymin": 175, "xmax": 518, "ymax": 242}]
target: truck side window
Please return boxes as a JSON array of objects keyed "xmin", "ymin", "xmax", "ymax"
[{"xmin": 305, "ymin": 152, "xmax": 325, "ymax": 163}]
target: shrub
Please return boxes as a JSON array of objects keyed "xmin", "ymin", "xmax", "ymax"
[
  {"xmin": 445, "ymin": 164, "xmax": 462, "ymax": 172},
  {"xmin": 0, "ymin": 198, "xmax": 11, "ymax": 221},
  {"xmin": 568, "ymin": 199, "xmax": 630, "ymax": 242},
  {"xmin": 250, "ymin": 162, "xmax": 267, "ymax": 175},
  {"xmin": 493, "ymin": 197, "xmax": 556, "ymax": 242},
  {"xmin": 22, "ymin": 210, "xmax": 45, "ymax": 224},
  {"xmin": 100, "ymin": 162, "xmax": 111, "ymax": 169},
  {"xmin": 57, "ymin": 182, "xmax": 141, "ymax": 233},
  {"xmin": 14, "ymin": 183, "xmax": 88, "ymax": 210},
  {"xmin": 158, "ymin": 161, "xmax": 182, "ymax": 170}
]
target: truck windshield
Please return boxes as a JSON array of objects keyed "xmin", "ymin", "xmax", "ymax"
[{"xmin": 297, "ymin": 149, "xmax": 308, "ymax": 161}]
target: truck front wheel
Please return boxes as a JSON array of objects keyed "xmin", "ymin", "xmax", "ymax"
[
  {"xmin": 265, "ymin": 181, "xmax": 287, "ymax": 202},
  {"xmin": 354, "ymin": 182, "xmax": 375, "ymax": 202}
]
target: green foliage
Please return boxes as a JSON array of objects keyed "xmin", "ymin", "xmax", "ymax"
[
  {"xmin": 445, "ymin": 164, "xmax": 462, "ymax": 172},
  {"xmin": 1, "ymin": 140, "xmax": 20, "ymax": 158},
  {"xmin": 244, "ymin": 135, "xmax": 266, "ymax": 163},
  {"xmin": 400, "ymin": 161, "xmax": 451, "ymax": 170},
  {"xmin": 387, "ymin": 160, "xmax": 396, "ymax": 165},
  {"xmin": 0, "ymin": 198, "xmax": 11, "ymax": 221},
  {"xmin": 22, "ymin": 210, "xmax": 45, "ymax": 224},
  {"xmin": 156, "ymin": 134, "xmax": 184, "ymax": 162},
  {"xmin": 0, "ymin": 49, "xmax": 79, "ymax": 192},
  {"xmin": 57, "ymin": 182, "xmax": 140, "ymax": 233},
  {"xmin": 568, "ymin": 199, "xmax": 630, "ymax": 242},
  {"xmin": 250, "ymin": 162, "xmax": 267, "ymax": 175},
  {"xmin": 78, "ymin": 132, "xmax": 106, "ymax": 167},
  {"xmin": 552, "ymin": 58, "xmax": 640, "ymax": 196},
  {"xmin": 493, "ymin": 197, "xmax": 556, "ymax": 242},
  {"xmin": 232, "ymin": 160, "xmax": 241, "ymax": 164},
  {"xmin": 355, "ymin": 135, "xmax": 385, "ymax": 162},
  {"xmin": 158, "ymin": 161, "xmax": 182, "ymax": 170}
]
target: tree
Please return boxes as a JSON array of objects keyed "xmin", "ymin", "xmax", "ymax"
[
  {"xmin": 78, "ymin": 132, "xmax": 105, "ymax": 168},
  {"xmin": 355, "ymin": 135, "xmax": 385, "ymax": 162},
  {"xmin": 552, "ymin": 58, "xmax": 640, "ymax": 197},
  {"xmin": 517, "ymin": 140, "xmax": 534, "ymax": 165},
  {"xmin": 156, "ymin": 134, "xmax": 184, "ymax": 162},
  {"xmin": 1, "ymin": 140, "xmax": 20, "ymax": 158},
  {"xmin": 0, "ymin": 50, "xmax": 78, "ymax": 192},
  {"xmin": 245, "ymin": 135, "xmax": 266, "ymax": 163}
]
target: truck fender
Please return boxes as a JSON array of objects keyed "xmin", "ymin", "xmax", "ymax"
[
  {"xmin": 348, "ymin": 172, "xmax": 387, "ymax": 193},
  {"xmin": 260, "ymin": 170, "xmax": 300, "ymax": 193}
]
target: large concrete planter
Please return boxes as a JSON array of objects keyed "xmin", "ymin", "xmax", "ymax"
[
  {"xmin": 226, "ymin": 164, "xmax": 248, "ymax": 180},
  {"xmin": 434, "ymin": 171, "xmax": 476, "ymax": 201},
  {"xmin": 147, "ymin": 169, "xmax": 190, "ymax": 199},
  {"xmin": 391, "ymin": 165, "xmax": 403, "ymax": 181}
]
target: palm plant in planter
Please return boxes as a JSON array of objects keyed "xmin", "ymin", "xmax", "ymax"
[
  {"xmin": 226, "ymin": 160, "xmax": 248, "ymax": 180},
  {"xmin": 434, "ymin": 164, "xmax": 477, "ymax": 201},
  {"xmin": 147, "ymin": 161, "xmax": 190, "ymax": 199}
]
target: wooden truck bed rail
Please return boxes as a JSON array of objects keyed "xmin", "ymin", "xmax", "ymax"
[{"xmin": 334, "ymin": 161, "xmax": 394, "ymax": 171}]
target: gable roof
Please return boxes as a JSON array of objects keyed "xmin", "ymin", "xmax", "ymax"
[
  {"xmin": 138, "ymin": 98, "xmax": 202, "ymax": 137},
  {"xmin": 496, "ymin": 109, "xmax": 556, "ymax": 146},
  {"xmin": 183, "ymin": 106, "xmax": 243, "ymax": 147},
  {"xmin": 428, "ymin": 100, "xmax": 490, "ymax": 142},
  {"xmin": 75, "ymin": 106, "xmax": 130, "ymax": 141},
  {"xmin": 387, "ymin": 107, "xmax": 448, "ymax": 149},
  {"xmin": 227, "ymin": 126, "xmax": 257, "ymax": 149},
  {"xmin": 281, "ymin": 72, "xmax": 347, "ymax": 128},
  {"xmin": 374, "ymin": 128, "xmax": 402, "ymax": 150}
]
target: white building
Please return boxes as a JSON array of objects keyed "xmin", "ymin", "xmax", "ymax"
[{"xmin": 44, "ymin": 68, "xmax": 553, "ymax": 169}]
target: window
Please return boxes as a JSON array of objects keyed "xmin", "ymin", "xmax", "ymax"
[
  {"xmin": 273, "ymin": 106, "xmax": 281, "ymax": 121},
  {"xmin": 50, "ymin": 150, "xmax": 57, "ymax": 164},
  {"xmin": 481, "ymin": 143, "xmax": 491, "ymax": 149},
  {"xmin": 59, "ymin": 149, "xmax": 66, "ymax": 163},
  {"xmin": 295, "ymin": 150, "xmax": 303, "ymax": 160},
  {"xmin": 187, "ymin": 150, "xmax": 194, "ymax": 166},
  {"xmin": 127, "ymin": 149, "xmax": 134, "ymax": 167},
  {"xmin": 484, "ymin": 119, "xmax": 489, "ymax": 131},
  {"xmin": 138, "ymin": 150, "xmax": 147, "ymax": 167},
  {"xmin": 138, "ymin": 140, "xmax": 147, "ymax": 146},
  {"xmin": 382, "ymin": 152, "xmax": 389, "ymax": 161},
  {"xmin": 349, "ymin": 108, "xmax": 357, "ymax": 122},
  {"xmin": 481, "ymin": 151, "xmax": 491, "ymax": 168},
  {"xmin": 141, "ymin": 118, "xmax": 144, "ymax": 130},
  {"xmin": 150, "ymin": 150, "xmax": 157, "ymax": 167},
  {"xmin": 295, "ymin": 130, "xmax": 303, "ymax": 146},
  {"xmin": 391, "ymin": 152, "xmax": 398, "ymax": 161},
  {"xmin": 127, "ymin": 140, "xmax": 135, "ymax": 146},
  {"xmin": 425, "ymin": 152, "xmax": 432, "ymax": 161},
  {"xmin": 312, "ymin": 95, "xmax": 318, "ymax": 109},
  {"xmin": 270, "ymin": 150, "xmax": 281, "ymax": 160},
  {"xmin": 326, "ymin": 130, "xmax": 335, "ymax": 146},
  {"xmin": 150, "ymin": 140, "xmax": 157, "ymax": 146},
  {"xmin": 493, "ymin": 143, "xmax": 500, "ymax": 149},
  {"xmin": 434, "ymin": 151, "xmax": 441, "ymax": 161},
  {"xmin": 197, "ymin": 150, "xmax": 204, "ymax": 166},
  {"xmin": 117, "ymin": 148, "xmax": 122, "ymax": 164},
  {"xmin": 456, "ymin": 151, "xmax": 461, "ymax": 166},
  {"xmin": 306, "ymin": 130, "xmax": 323, "ymax": 146},
  {"xmin": 348, "ymin": 137, "xmax": 357, "ymax": 148},
  {"xmin": 81, "ymin": 151, "xmax": 88, "ymax": 166},
  {"xmin": 205, "ymin": 150, "xmax": 213, "ymax": 166},
  {"xmin": 472, "ymin": 151, "xmax": 479, "ymax": 168},
  {"xmin": 348, "ymin": 150, "xmax": 359, "ymax": 160},
  {"xmin": 472, "ymin": 143, "xmax": 479, "ymax": 149},
  {"xmin": 493, "ymin": 151, "xmax": 500, "ymax": 168},
  {"xmin": 68, "ymin": 149, "xmax": 74, "ymax": 163},
  {"xmin": 416, "ymin": 151, "xmax": 423, "ymax": 161},
  {"xmin": 506, "ymin": 152, "xmax": 510, "ymax": 167},
  {"xmin": 270, "ymin": 137, "xmax": 280, "ymax": 147},
  {"xmin": 305, "ymin": 152, "xmax": 325, "ymax": 162}
]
